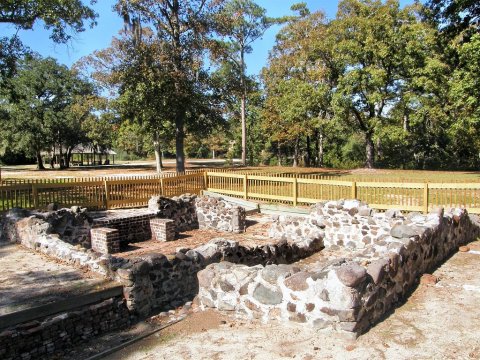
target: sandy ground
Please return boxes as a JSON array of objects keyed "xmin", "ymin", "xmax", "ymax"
[
  {"xmin": 91, "ymin": 242, "xmax": 480, "ymax": 360},
  {"xmin": 0, "ymin": 159, "xmax": 236, "ymax": 180},
  {"xmin": 3, "ymin": 161, "xmax": 480, "ymax": 183},
  {"xmin": 0, "ymin": 243, "xmax": 111, "ymax": 315}
]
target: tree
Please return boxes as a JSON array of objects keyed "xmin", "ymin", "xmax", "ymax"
[
  {"xmin": 82, "ymin": 110, "xmax": 117, "ymax": 164},
  {"xmin": 330, "ymin": 0, "xmax": 439, "ymax": 168},
  {"xmin": 0, "ymin": 0, "xmax": 97, "ymax": 78},
  {"xmin": 80, "ymin": 28, "xmax": 176, "ymax": 173},
  {"xmin": 212, "ymin": 0, "xmax": 273, "ymax": 166},
  {"xmin": 0, "ymin": 0, "xmax": 97, "ymax": 42},
  {"xmin": 116, "ymin": 120, "xmax": 152, "ymax": 158},
  {"xmin": 446, "ymin": 33, "xmax": 480, "ymax": 168},
  {"xmin": 425, "ymin": 0, "xmax": 479, "ymax": 40},
  {"xmin": 2, "ymin": 54, "xmax": 92, "ymax": 169},
  {"xmin": 262, "ymin": 4, "xmax": 336, "ymax": 167},
  {"xmin": 116, "ymin": 0, "xmax": 223, "ymax": 172}
]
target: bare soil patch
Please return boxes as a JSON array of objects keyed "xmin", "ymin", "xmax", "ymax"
[{"xmin": 0, "ymin": 243, "xmax": 112, "ymax": 315}]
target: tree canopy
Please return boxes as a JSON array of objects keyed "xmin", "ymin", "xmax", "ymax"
[{"xmin": 2, "ymin": 0, "xmax": 480, "ymax": 171}]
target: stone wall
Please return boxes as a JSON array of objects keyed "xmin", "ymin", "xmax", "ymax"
[
  {"xmin": 195, "ymin": 195, "xmax": 246, "ymax": 233},
  {"xmin": 1, "ymin": 210, "xmax": 124, "ymax": 278},
  {"xmin": 148, "ymin": 194, "xmax": 198, "ymax": 232},
  {"xmin": 268, "ymin": 214, "xmax": 325, "ymax": 244},
  {"xmin": 0, "ymin": 296, "xmax": 130, "ymax": 360},
  {"xmin": 115, "ymin": 234, "xmax": 324, "ymax": 316},
  {"xmin": 310, "ymin": 200, "xmax": 402, "ymax": 250},
  {"xmin": 196, "ymin": 203, "xmax": 480, "ymax": 335},
  {"xmin": 1, "ymin": 207, "xmax": 93, "ymax": 248},
  {"xmin": 0, "ymin": 204, "xmax": 323, "ymax": 318}
]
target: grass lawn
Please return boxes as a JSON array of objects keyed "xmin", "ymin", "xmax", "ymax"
[{"xmin": 1, "ymin": 161, "xmax": 480, "ymax": 183}]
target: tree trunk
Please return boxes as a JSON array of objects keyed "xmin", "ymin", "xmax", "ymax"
[
  {"xmin": 65, "ymin": 147, "xmax": 73, "ymax": 168},
  {"xmin": 305, "ymin": 135, "xmax": 311, "ymax": 167},
  {"xmin": 376, "ymin": 138, "xmax": 382, "ymax": 162},
  {"xmin": 212, "ymin": 149, "xmax": 215, "ymax": 159},
  {"xmin": 241, "ymin": 95, "xmax": 247, "ymax": 166},
  {"xmin": 293, "ymin": 138, "xmax": 300, "ymax": 167},
  {"xmin": 240, "ymin": 49, "xmax": 247, "ymax": 166},
  {"xmin": 365, "ymin": 134, "xmax": 375, "ymax": 169},
  {"xmin": 318, "ymin": 130, "xmax": 324, "ymax": 167},
  {"xmin": 277, "ymin": 143, "xmax": 282, "ymax": 166},
  {"xmin": 175, "ymin": 111, "xmax": 185, "ymax": 173},
  {"xmin": 59, "ymin": 144, "xmax": 64, "ymax": 169},
  {"xmin": 403, "ymin": 113, "xmax": 410, "ymax": 132},
  {"xmin": 36, "ymin": 150, "xmax": 45, "ymax": 170},
  {"xmin": 153, "ymin": 132, "xmax": 162, "ymax": 174}
]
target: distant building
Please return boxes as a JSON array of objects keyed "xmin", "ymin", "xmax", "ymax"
[{"xmin": 42, "ymin": 145, "xmax": 117, "ymax": 167}]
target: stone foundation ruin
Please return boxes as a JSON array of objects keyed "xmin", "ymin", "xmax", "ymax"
[
  {"xmin": 196, "ymin": 200, "xmax": 480, "ymax": 335},
  {"xmin": 1, "ymin": 193, "xmax": 479, "ymax": 358}
]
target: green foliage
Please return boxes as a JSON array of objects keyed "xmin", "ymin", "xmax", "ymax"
[
  {"xmin": 1, "ymin": 54, "xmax": 104, "ymax": 168},
  {"xmin": 260, "ymin": 0, "xmax": 480, "ymax": 170},
  {"xmin": 425, "ymin": 0, "xmax": 479, "ymax": 40},
  {"xmin": 115, "ymin": 120, "xmax": 152, "ymax": 158},
  {"xmin": 0, "ymin": 0, "xmax": 97, "ymax": 82},
  {"xmin": 115, "ymin": 0, "xmax": 224, "ymax": 172},
  {"xmin": 211, "ymin": 0, "xmax": 275, "ymax": 165},
  {"xmin": 3, "ymin": 0, "xmax": 480, "ymax": 172},
  {"xmin": 0, "ymin": 0, "xmax": 97, "ymax": 43}
]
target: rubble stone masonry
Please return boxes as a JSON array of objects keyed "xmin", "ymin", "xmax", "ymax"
[
  {"xmin": 196, "ymin": 200, "xmax": 480, "ymax": 335},
  {"xmin": 0, "ymin": 296, "xmax": 130, "ymax": 360}
]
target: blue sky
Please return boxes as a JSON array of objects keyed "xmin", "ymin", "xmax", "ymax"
[{"xmin": 1, "ymin": 0, "xmax": 415, "ymax": 76}]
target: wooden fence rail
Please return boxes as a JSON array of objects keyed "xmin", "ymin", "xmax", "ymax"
[
  {"xmin": 0, "ymin": 169, "xmax": 206, "ymax": 186},
  {"xmin": 206, "ymin": 172, "xmax": 480, "ymax": 214},
  {"xmin": 2, "ymin": 171, "xmax": 480, "ymax": 214},
  {"xmin": 0, "ymin": 173, "xmax": 205, "ymax": 212}
]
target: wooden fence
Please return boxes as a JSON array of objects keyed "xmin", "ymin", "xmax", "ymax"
[
  {"xmin": 0, "ymin": 169, "xmax": 205, "ymax": 185},
  {"xmin": 206, "ymin": 167, "xmax": 480, "ymax": 183},
  {"xmin": 2, "ymin": 170, "xmax": 480, "ymax": 214},
  {"xmin": 0, "ymin": 173, "xmax": 205, "ymax": 212},
  {"xmin": 205, "ymin": 172, "xmax": 480, "ymax": 214}
]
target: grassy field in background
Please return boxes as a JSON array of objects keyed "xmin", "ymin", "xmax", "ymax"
[
  {"xmin": 216, "ymin": 166, "xmax": 480, "ymax": 183},
  {"xmin": 1, "ymin": 161, "xmax": 480, "ymax": 183}
]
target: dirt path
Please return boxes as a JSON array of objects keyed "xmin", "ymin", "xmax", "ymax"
[{"xmin": 99, "ymin": 243, "xmax": 480, "ymax": 360}]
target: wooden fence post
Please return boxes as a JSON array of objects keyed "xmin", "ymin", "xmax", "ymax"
[
  {"xmin": 104, "ymin": 180, "xmax": 110, "ymax": 210},
  {"xmin": 243, "ymin": 174, "xmax": 248, "ymax": 200},
  {"xmin": 351, "ymin": 181, "xmax": 357, "ymax": 199},
  {"xmin": 32, "ymin": 184, "xmax": 38, "ymax": 209},
  {"xmin": 203, "ymin": 171, "xmax": 208, "ymax": 191},
  {"xmin": 160, "ymin": 178, "xmax": 165, "ymax": 196},
  {"xmin": 423, "ymin": 183, "xmax": 429, "ymax": 214},
  {"xmin": 293, "ymin": 178, "xmax": 298, "ymax": 207}
]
